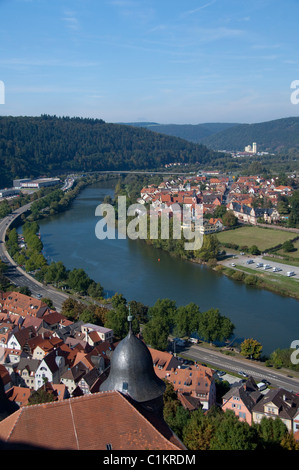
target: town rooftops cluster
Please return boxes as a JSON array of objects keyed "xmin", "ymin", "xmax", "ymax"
[
  {"xmin": 222, "ymin": 376, "xmax": 299, "ymax": 438},
  {"xmin": 0, "ymin": 290, "xmax": 298, "ymax": 449},
  {"xmin": 139, "ymin": 173, "xmax": 295, "ymax": 228}
]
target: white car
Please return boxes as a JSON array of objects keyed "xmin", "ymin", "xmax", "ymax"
[
  {"xmin": 231, "ymin": 263, "xmax": 236, "ymax": 267},
  {"xmin": 239, "ymin": 371, "xmax": 248, "ymax": 378}
]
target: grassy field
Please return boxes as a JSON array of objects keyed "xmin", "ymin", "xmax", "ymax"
[
  {"xmin": 217, "ymin": 226, "xmax": 297, "ymax": 251},
  {"xmin": 218, "ymin": 263, "xmax": 299, "ymax": 300},
  {"xmin": 275, "ymin": 238, "xmax": 299, "ymax": 259}
]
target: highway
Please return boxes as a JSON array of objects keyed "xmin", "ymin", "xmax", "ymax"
[
  {"xmin": 0, "ymin": 202, "xmax": 69, "ymax": 311},
  {"xmin": 180, "ymin": 343, "xmax": 299, "ymax": 394}
]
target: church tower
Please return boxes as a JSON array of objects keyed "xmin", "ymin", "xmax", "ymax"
[{"xmin": 100, "ymin": 311, "xmax": 166, "ymax": 414}]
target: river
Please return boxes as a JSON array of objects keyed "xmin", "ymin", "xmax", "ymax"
[{"xmin": 37, "ymin": 180, "xmax": 299, "ymax": 355}]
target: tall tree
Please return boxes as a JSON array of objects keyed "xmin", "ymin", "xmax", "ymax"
[
  {"xmin": 174, "ymin": 302, "xmax": 200, "ymax": 337},
  {"xmin": 197, "ymin": 308, "xmax": 234, "ymax": 343},
  {"xmin": 240, "ymin": 338, "xmax": 263, "ymax": 360},
  {"xmin": 210, "ymin": 410, "xmax": 258, "ymax": 450}
]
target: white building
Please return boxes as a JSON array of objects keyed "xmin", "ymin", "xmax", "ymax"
[
  {"xmin": 20, "ymin": 178, "xmax": 61, "ymax": 189},
  {"xmin": 244, "ymin": 142, "xmax": 257, "ymax": 154}
]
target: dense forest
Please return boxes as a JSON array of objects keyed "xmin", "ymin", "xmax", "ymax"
[
  {"xmin": 123, "ymin": 121, "xmax": 240, "ymax": 143},
  {"xmin": 200, "ymin": 116, "xmax": 299, "ymax": 153},
  {"xmin": 125, "ymin": 117, "xmax": 299, "ymax": 155},
  {"xmin": 0, "ymin": 115, "xmax": 220, "ymax": 187}
]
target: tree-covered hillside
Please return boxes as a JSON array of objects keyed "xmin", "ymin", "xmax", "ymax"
[
  {"xmin": 201, "ymin": 116, "xmax": 299, "ymax": 153},
  {"xmin": 124, "ymin": 122, "xmax": 240, "ymax": 143},
  {"xmin": 0, "ymin": 115, "xmax": 219, "ymax": 187}
]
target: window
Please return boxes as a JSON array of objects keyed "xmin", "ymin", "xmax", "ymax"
[{"xmin": 239, "ymin": 412, "xmax": 246, "ymax": 419}]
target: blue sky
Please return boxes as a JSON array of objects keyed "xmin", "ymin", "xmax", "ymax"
[{"xmin": 0, "ymin": 0, "xmax": 299, "ymax": 124}]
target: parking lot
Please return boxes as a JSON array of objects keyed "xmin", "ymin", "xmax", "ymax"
[{"xmin": 223, "ymin": 254, "xmax": 299, "ymax": 279}]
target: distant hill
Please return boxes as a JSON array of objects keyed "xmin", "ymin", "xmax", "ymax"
[
  {"xmin": 122, "ymin": 122, "xmax": 240, "ymax": 143},
  {"xmin": 0, "ymin": 115, "xmax": 221, "ymax": 187},
  {"xmin": 200, "ymin": 116, "xmax": 299, "ymax": 153}
]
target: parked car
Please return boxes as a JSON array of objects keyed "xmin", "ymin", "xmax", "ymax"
[
  {"xmin": 287, "ymin": 271, "xmax": 295, "ymax": 277},
  {"xmin": 231, "ymin": 263, "xmax": 236, "ymax": 267},
  {"xmin": 173, "ymin": 338, "xmax": 186, "ymax": 347},
  {"xmin": 189, "ymin": 337, "xmax": 199, "ymax": 344},
  {"xmin": 256, "ymin": 263, "xmax": 263, "ymax": 268},
  {"xmin": 238, "ymin": 371, "xmax": 248, "ymax": 377},
  {"xmin": 261, "ymin": 379, "xmax": 271, "ymax": 386},
  {"xmin": 246, "ymin": 259, "xmax": 254, "ymax": 264},
  {"xmin": 257, "ymin": 382, "xmax": 267, "ymax": 391}
]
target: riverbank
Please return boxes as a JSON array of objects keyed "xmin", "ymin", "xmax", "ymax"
[
  {"xmin": 3, "ymin": 174, "xmax": 118, "ymax": 307},
  {"xmin": 18, "ymin": 177, "xmax": 298, "ymax": 356},
  {"xmin": 113, "ymin": 174, "xmax": 299, "ymax": 301},
  {"xmin": 216, "ymin": 249, "xmax": 299, "ymax": 300}
]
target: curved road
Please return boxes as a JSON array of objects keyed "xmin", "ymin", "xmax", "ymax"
[
  {"xmin": 0, "ymin": 203, "xmax": 69, "ymax": 311},
  {"xmin": 1, "ymin": 196, "xmax": 299, "ymax": 394}
]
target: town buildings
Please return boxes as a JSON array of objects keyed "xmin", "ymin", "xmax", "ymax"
[
  {"xmin": 0, "ymin": 289, "xmax": 298, "ymax": 448},
  {"xmin": 139, "ymin": 173, "xmax": 295, "ymax": 230},
  {"xmin": 222, "ymin": 377, "xmax": 299, "ymax": 434},
  {"xmin": 0, "ymin": 302, "xmax": 185, "ymax": 450},
  {"xmin": 150, "ymin": 347, "xmax": 216, "ymax": 411}
]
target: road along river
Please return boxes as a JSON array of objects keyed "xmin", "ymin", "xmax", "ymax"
[{"xmin": 34, "ymin": 181, "xmax": 299, "ymax": 357}]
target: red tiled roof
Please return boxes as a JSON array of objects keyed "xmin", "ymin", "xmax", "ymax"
[
  {"xmin": 42, "ymin": 310, "xmax": 68, "ymax": 326},
  {"xmin": 0, "ymin": 391, "xmax": 182, "ymax": 450},
  {"xmin": 1, "ymin": 292, "xmax": 48, "ymax": 318},
  {"xmin": 6, "ymin": 386, "xmax": 32, "ymax": 406}
]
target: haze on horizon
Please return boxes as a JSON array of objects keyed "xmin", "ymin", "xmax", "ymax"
[{"xmin": 0, "ymin": 0, "xmax": 298, "ymax": 125}]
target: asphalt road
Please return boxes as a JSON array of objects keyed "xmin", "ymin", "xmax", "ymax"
[
  {"xmin": 180, "ymin": 343, "xmax": 299, "ymax": 394},
  {"xmin": 0, "ymin": 203, "xmax": 68, "ymax": 311},
  {"xmin": 1, "ymin": 200, "xmax": 299, "ymax": 392}
]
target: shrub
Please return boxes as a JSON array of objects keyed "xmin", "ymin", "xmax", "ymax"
[
  {"xmin": 232, "ymin": 271, "xmax": 245, "ymax": 281},
  {"xmin": 244, "ymin": 274, "xmax": 258, "ymax": 285}
]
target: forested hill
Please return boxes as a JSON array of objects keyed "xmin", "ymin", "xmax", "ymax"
[
  {"xmin": 0, "ymin": 115, "xmax": 219, "ymax": 187},
  {"xmin": 123, "ymin": 122, "xmax": 240, "ymax": 143},
  {"xmin": 200, "ymin": 116, "xmax": 299, "ymax": 153}
]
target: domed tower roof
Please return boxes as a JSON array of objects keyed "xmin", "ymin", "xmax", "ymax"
[
  {"xmin": 100, "ymin": 315, "xmax": 165, "ymax": 404},
  {"xmin": 0, "ymin": 376, "xmax": 19, "ymax": 422}
]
